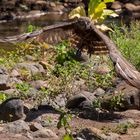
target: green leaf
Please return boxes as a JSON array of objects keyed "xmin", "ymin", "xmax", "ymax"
[
  {"xmin": 63, "ymin": 134, "xmax": 74, "ymax": 140},
  {"xmin": 90, "ymin": 1, "xmax": 106, "ymax": 21},
  {"xmin": 88, "ymin": 0, "xmax": 101, "ymax": 18},
  {"xmin": 0, "ymin": 93, "xmax": 7, "ymax": 103},
  {"xmin": 69, "ymin": 6, "xmax": 86, "ymax": 19},
  {"xmin": 104, "ymin": 0, "xmax": 114, "ymax": 3}
]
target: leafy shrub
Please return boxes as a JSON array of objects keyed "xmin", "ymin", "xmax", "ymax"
[{"xmin": 109, "ymin": 21, "xmax": 140, "ymax": 71}]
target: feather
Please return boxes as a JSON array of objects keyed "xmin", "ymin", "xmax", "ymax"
[{"xmin": 0, "ymin": 17, "xmax": 140, "ymax": 89}]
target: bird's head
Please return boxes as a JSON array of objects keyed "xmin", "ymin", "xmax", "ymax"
[{"xmin": 75, "ymin": 17, "xmax": 91, "ymax": 31}]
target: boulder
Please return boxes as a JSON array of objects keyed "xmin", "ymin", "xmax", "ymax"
[
  {"xmin": 111, "ymin": 1, "xmax": 123, "ymax": 10},
  {"xmin": 5, "ymin": 120, "xmax": 30, "ymax": 133},
  {"xmin": 0, "ymin": 98, "xmax": 25, "ymax": 121}
]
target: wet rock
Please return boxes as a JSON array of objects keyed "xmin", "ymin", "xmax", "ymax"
[
  {"xmin": 32, "ymin": 129, "xmax": 58, "ymax": 138},
  {"xmin": 66, "ymin": 91, "xmax": 96, "ymax": 109},
  {"xmin": 5, "ymin": 120, "xmax": 30, "ymax": 133},
  {"xmin": 0, "ymin": 98, "xmax": 25, "ymax": 121}
]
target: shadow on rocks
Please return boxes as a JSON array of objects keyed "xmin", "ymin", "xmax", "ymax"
[{"xmin": 25, "ymin": 104, "xmax": 61, "ymax": 122}]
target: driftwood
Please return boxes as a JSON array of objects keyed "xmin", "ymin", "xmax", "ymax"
[{"xmin": 0, "ymin": 17, "xmax": 140, "ymax": 89}]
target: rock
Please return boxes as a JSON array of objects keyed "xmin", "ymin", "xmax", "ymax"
[
  {"xmin": 111, "ymin": 1, "xmax": 123, "ymax": 10},
  {"xmin": 100, "ymin": 81, "xmax": 140, "ymax": 111},
  {"xmin": 8, "ymin": 77, "xmax": 23, "ymax": 86},
  {"xmin": 26, "ymin": 132, "xmax": 34, "ymax": 139},
  {"xmin": 93, "ymin": 88, "xmax": 105, "ymax": 97},
  {"xmin": 132, "ymin": 12, "xmax": 140, "ymax": 19},
  {"xmin": 124, "ymin": 3, "xmax": 140, "ymax": 12},
  {"xmin": 118, "ymin": 118, "xmax": 136, "ymax": 126},
  {"xmin": 131, "ymin": 0, "xmax": 140, "ymax": 6},
  {"xmin": 66, "ymin": 91, "xmax": 96, "ymax": 109},
  {"xmin": 30, "ymin": 80, "xmax": 48, "ymax": 90},
  {"xmin": 0, "ymin": 74, "xmax": 10, "ymax": 90},
  {"xmin": 32, "ymin": 129, "xmax": 58, "ymax": 138},
  {"xmin": 0, "ymin": 68, "xmax": 7, "ymax": 74},
  {"xmin": 0, "ymin": 89, "xmax": 17, "ymax": 95},
  {"xmin": 29, "ymin": 122, "xmax": 44, "ymax": 132},
  {"xmin": 25, "ymin": 55, "xmax": 36, "ymax": 61},
  {"xmin": 10, "ymin": 69, "xmax": 20, "ymax": 77},
  {"xmin": 0, "ymin": 98, "xmax": 25, "ymax": 121},
  {"xmin": 115, "ymin": 81, "xmax": 140, "ymax": 110},
  {"xmin": 34, "ymin": 0, "xmax": 48, "ymax": 10},
  {"xmin": 50, "ymin": 2, "xmax": 56, "ymax": 7},
  {"xmin": 77, "ymin": 127, "xmax": 120, "ymax": 140},
  {"xmin": 16, "ymin": 62, "xmax": 45, "ymax": 76},
  {"xmin": 5, "ymin": 120, "xmax": 30, "ymax": 133},
  {"xmin": 94, "ymin": 64, "xmax": 111, "ymax": 75}
]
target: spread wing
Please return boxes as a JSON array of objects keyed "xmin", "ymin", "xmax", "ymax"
[
  {"xmin": 0, "ymin": 17, "xmax": 140, "ymax": 89},
  {"xmin": 0, "ymin": 19, "xmax": 109, "ymax": 55}
]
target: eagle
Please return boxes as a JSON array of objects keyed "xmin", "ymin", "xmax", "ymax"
[{"xmin": 0, "ymin": 17, "xmax": 140, "ymax": 89}]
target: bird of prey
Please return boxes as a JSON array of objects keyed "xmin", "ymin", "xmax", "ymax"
[{"xmin": 0, "ymin": 17, "xmax": 140, "ymax": 89}]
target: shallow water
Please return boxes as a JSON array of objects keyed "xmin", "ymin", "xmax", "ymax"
[{"xmin": 0, "ymin": 13, "xmax": 68, "ymax": 51}]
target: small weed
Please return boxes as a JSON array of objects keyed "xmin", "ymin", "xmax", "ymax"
[
  {"xmin": 113, "ymin": 122, "xmax": 138, "ymax": 134},
  {"xmin": 109, "ymin": 93, "xmax": 124, "ymax": 111},
  {"xmin": 57, "ymin": 112, "xmax": 74, "ymax": 140},
  {"xmin": 0, "ymin": 93, "xmax": 8, "ymax": 103},
  {"xmin": 102, "ymin": 122, "xmax": 138, "ymax": 135}
]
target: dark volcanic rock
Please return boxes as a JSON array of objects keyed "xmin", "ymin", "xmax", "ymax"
[
  {"xmin": 66, "ymin": 91, "xmax": 97, "ymax": 109},
  {"xmin": 0, "ymin": 98, "xmax": 25, "ymax": 121}
]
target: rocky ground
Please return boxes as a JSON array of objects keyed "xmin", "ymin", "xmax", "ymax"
[{"xmin": 0, "ymin": 40, "xmax": 140, "ymax": 139}]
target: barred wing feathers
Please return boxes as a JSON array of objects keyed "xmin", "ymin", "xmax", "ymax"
[{"xmin": 0, "ymin": 17, "xmax": 140, "ymax": 89}]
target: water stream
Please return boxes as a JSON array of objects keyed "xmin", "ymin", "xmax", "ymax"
[{"xmin": 0, "ymin": 13, "xmax": 68, "ymax": 51}]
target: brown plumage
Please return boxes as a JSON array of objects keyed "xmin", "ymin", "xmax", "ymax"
[{"xmin": 0, "ymin": 17, "xmax": 140, "ymax": 89}]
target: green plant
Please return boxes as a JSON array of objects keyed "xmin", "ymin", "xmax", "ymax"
[
  {"xmin": 102, "ymin": 122, "xmax": 137, "ymax": 135},
  {"xmin": 109, "ymin": 93, "xmax": 124, "ymax": 111},
  {"xmin": 57, "ymin": 112, "xmax": 74, "ymax": 140},
  {"xmin": 55, "ymin": 41, "xmax": 76, "ymax": 65},
  {"xmin": 0, "ymin": 93, "xmax": 8, "ymax": 103},
  {"xmin": 109, "ymin": 21, "xmax": 140, "ymax": 71},
  {"xmin": 113, "ymin": 122, "xmax": 138, "ymax": 134},
  {"xmin": 92, "ymin": 98, "xmax": 101, "ymax": 109},
  {"xmin": 16, "ymin": 82, "xmax": 31, "ymax": 93},
  {"xmin": 26, "ymin": 24, "xmax": 40, "ymax": 33},
  {"xmin": 69, "ymin": 0, "xmax": 118, "ymax": 31}
]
